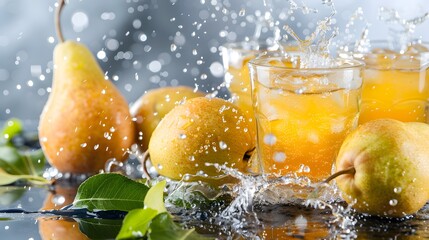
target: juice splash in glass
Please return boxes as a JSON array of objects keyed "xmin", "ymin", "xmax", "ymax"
[
  {"xmin": 221, "ymin": 42, "xmax": 298, "ymax": 117},
  {"xmin": 339, "ymin": 41, "xmax": 429, "ymax": 124},
  {"xmin": 249, "ymin": 53, "xmax": 363, "ymax": 181}
]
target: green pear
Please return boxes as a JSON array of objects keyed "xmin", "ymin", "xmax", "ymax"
[
  {"xmin": 130, "ymin": 86, "xmax": 204, "ymax": 152},
  {"xmin": 334, "ymin": 119, "xmax": 429, "ymax": 217},
  {"xmin": 148, "ymin": 97, "xmax": 256, "ymax": 184},
  {"xmin": 39, "ymin": 1, "xmax": 134, "ymax": 173}
]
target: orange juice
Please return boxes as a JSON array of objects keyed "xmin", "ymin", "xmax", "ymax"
[
  {"xmin": 249, "ymin": 54, "xmax": 363, "ymax": 181},
  {"xmin": 339, "ymin": 42, "xmax": 429, "ymax": 124},
  {"xmin": 224, "ymin": 54, "xmax": 254, "ymax": 115},
  {"xmin": 222, "ymin": 42, "xmax": 298, "ymax": 117}
]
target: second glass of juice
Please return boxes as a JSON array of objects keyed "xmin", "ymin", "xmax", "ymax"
[
  {"xmin": 339, "ymin": 41, "xmax": 429, "ymax": 124},
  {"xmin": 222, "ymin": 41, "xmax": 297, "ymax": 117},
  {"xmin": 249, "ymin": 53, "xmax": 363, "ymax": 181}
]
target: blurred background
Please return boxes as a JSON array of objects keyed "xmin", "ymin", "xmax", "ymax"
[{"xmin": 0, "ymin": 0, "xmax": 428, "ymax": 121}]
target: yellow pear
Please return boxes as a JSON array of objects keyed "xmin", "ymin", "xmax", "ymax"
[
  {"xmin": 39, "ymin": 0, "xmax": 134, "ymax": 173},
  {"xmin": 130, "ymin": 86, "xmax": 204, "ymax": 152},
  {"xmin": 39, "ymin": 185, "xmax": 89, "ymax": 240},
  {"xmin": 148, "ymin": 97, "xmax": 255, "ymax": 183},
  {"xmin": 335, "ymin": 119, "xmax": 429, "ymax": 217}
]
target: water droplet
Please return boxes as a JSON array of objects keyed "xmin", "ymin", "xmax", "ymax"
[
  {"xmin": 389, "ymin": 199, "xmax": 398, "ymax": 206},
  {"xmin": 157, "ymin": 164, "xmax": 163, "ymax": 170},
  {"xmin": 71, "ymin": 11, "xmax": 89, "ymax": 32},
  {"xmin": 94, "ymin": 144, "xmax": 99, "ymax": 150},
  {"xmin": 52, "ymin": 194, "xmax": 66, "ymax": 205},
  {"xmin": 263, "ymin": 134, "xmax": 277, "ymax": 145},
  {"xmin": 219, "ymin": 141, "xmax": 228, "ymax": 150},
  {"xmin": 179, "ymin": 133, "xmax": 187, "ymax": 139},
  {"xmin": 303, "ymin": 166, "xmax": 310, "ymax": 173},
  {"xmin": 80, "ymin": 143, "xmax": 87, "ymax": 148},
  {"xmin": 273, "ymin": 152, "xmax": 286, "ymax": 163},
  {"xmin": 239, "ymin": 8, "xmax": 246, "ymax": 16},
  {"xmin": 394, "ymin": 187, "xmax": 402, "ymax": 194}
]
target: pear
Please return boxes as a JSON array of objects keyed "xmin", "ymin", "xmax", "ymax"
[
  {"xmin": 334, "ymin": 119, "xmax": 429, "ymax": 217},
  {"xmin": 148, "ymin": 97, "xmax": 255, "ymax": 184},
  {"xmin": 39, "ymin": 0, "xmax": 134, "ymax": 173},
  {"xmin": 39, "ymin": 185, "xmax": 89, "ymax": 240},
  {"xmin": 130, "ymin": 86, "xmax": 204, "ymax": 152}
]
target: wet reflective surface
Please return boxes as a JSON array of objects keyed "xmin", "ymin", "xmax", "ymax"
[{"xmin": 1, "ymin": 180, "xmax": 428, "ymax": 240}]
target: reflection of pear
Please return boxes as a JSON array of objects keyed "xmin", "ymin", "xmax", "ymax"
[
  {"xmin": 131, "ymin": 86, "xmax": 204, "ymax": 152},
  {"xmin": 148, "ymin": 97, "xmax": 255, "ymax": 183},
  {"xmin": 39, "ymin": 1, "xmax": 134, "ymax": 173},
  {"xmin": 335, "ymin": 119, "xmax": 429, "ymax": 217},
  {"xmin": 39, "ymin": 185, "xmax": 89, "ymax": 240}
]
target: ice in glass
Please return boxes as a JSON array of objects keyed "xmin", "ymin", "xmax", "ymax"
[
  {"xmin": 249, "ymin": 53, "xmax": 363, "ymax": 181},
  {"xmin": 339, "ymin": 41, "xmax": 429, "ymax": 124}
]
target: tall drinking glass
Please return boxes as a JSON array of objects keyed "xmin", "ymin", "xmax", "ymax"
[
  {"xmin": 249, "ymin": 53, "xmax": 363, "ymax": 181},
  {"xmin": 339, "ymin": 41, "xmax": 429, "ymax": 124}
]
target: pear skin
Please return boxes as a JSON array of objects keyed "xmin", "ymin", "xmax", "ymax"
[
  {"xmin": 335, "ymin": 119, "xmax": 429, "ymax": 217},
  {"xmin": 130, "ymin": 86, "xmax": 204, "ymax": 152},
  {"xmin": 148, "ymin": 97, "xmax": 256, "ymax": 183},
  {"xmin": 39, "ymin": 41, "xmax": 135, "ymax": 173}
]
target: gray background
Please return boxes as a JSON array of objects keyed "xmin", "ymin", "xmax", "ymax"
[{"xmin": 0, "ymin": 0, "xmax": 428, "ymax": 122}]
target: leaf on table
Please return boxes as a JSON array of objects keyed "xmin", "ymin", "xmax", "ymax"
[
  {"xmin": 0, "ymin": 169, "xmax": 27, "ymax": 185},
  {"xmin": 0, "ymin": 146, "xmax": 45, "ymax": 176},
  {"xmin": 148, "ymin": 212, "xmax": 213, "ymax": 240},
  {"xmin": 0, "ymin": 146, "xmax": 26, "ymax": 175},
  {"xmin": 22, "ymin": 148, "xmax": 45, "ymax": 175},
  {"xmin": 0, "ymin": 168, "xmax": 49, "ymax": 186},
  {"xmin": 144, "ymin": 180, "xmax": 167, "ymax": 214},
  {"xmin": 116, "ymin": 208, "xmax": 159, "ymax": 239},
  {"xmin": 78, "ymin": 218, "xmax": 123, "ymax": 240},
  {"xmin": 0, "ymin": 118, "xmax": 23, "ymax": 145},
  {"xmin": 73, "ymin": 173, "xmax": 150, "ymax": 212}
]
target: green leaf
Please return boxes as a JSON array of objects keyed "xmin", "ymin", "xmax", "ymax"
[
  {"xmin": 0, "ymin": 146, "xmax": 26, "ymax": 175},
  {"xmin": 0, "ymin": 168, "xmax": 48, "ymax": 186},
  {"xmin": 0, "ymin": 146, "xmax": 45, "ymax": 176},
  {"xmin": 148, "ymin": 213, "xmax": 212, "ymax": 240},
  {"xmin": 116, "ymin": 208, "xmax": 159, "ymax": 239},
  {"xmin": 144, "ymin": 180, "xmax": 167, "ymax": 214},
  {"xmin": 73, "ymin": 173, "xmax": 150, "ymax": 212},
  {"xmin": 22, "ymin": 149, "xmax": 45, "ymax": 175},
  {"xmin": 78, "ymin": 218, "xmax": 123, "ymax": 240},
  {"xmin": 0, "ymin": 187, "xmax": 26, "ymax": 206},
  {"xmin": 0, "ymin": 118, "xmax": 23, "ymax": 144},
  {"xmin": 0, "ymin": 169, "xmax": 22, "ymax": 185}
]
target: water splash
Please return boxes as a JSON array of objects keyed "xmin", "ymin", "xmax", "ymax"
[
  {"xmin": 282, "ymin": 0, "xmax": 339, "ymax": 68},
  {"xmin": 342, "ymin": 7, "xmax": 371, "ymax": 54},
  {"xmin": 379, "ymin": 7, "xmax": 429, "ymax": 51}
]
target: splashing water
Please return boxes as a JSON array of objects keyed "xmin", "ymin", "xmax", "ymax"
[
  {"xmin": 282, "ymin": 0, "xmax": 339, "ymax": 68},
  {"xmin": 341, "ymin": 7, "xmax": 371, "ymax": 54},
  {"xmin": 379, "ymin": 7, "xmax": 429, "ymax": 51},
  {"xmin": 163, "ymin": 163, "xmax": 358, "ymax": 238}
]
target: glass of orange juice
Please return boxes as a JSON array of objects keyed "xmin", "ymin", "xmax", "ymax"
[
  {"xmin": 248, "ymin": 52, "xmax": 363, "ymax": 181},
  {"xmin": 338, "ymin": 41, "xmax": 429, "ymax": 124},
  {"xmin": 221, "ymin": 41, "xmax": 298, "ymax": 118}
]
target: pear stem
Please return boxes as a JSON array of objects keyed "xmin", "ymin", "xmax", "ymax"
[
  {"xmin": 55, "ymin": 0, "xmax": 65, "ymax": 43},
  {"xmin": 141, "ymin": 150, "xmax": 152, "ymax": 180},
  {"xmin": 323, "ymin": 167, "xmax": 356, "ymax": 184}
]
